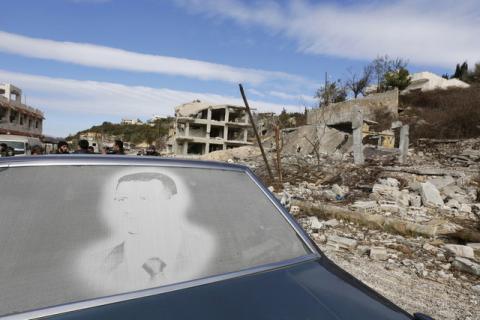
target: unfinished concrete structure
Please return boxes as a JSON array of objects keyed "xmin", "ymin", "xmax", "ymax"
[
  {"xmin": 0, "ymin": 84, "xmax": 44, "ymax": 137},
  {"xmin": 282, "ymin": 89, "xmax": 411, "ymax": 164},
  {"xmin": 306, "ymin": 89, "xmax": 399, "ymax": 126},
  {"xmin": 171, "ymin": 100, "xmax": 252, "ymax": 156}
]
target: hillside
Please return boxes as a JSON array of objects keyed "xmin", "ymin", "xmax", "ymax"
[
  {"xmin": 67, "ymin": 118, "xmax": 173, "ymax": 145},
  {"xmin": 399, "ymin": 85, "xmax": 480, "ymax": 141}
]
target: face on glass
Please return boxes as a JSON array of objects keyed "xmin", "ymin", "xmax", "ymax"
[
  {"xmin": 114, "ymin": 180, "xmax": 172, "ymax": 236},
  {"xmin": 59, "ymin": 145, "xmax": 69, "ymax": 153}
]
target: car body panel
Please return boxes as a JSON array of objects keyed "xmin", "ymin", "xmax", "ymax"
[{"xmin": 46, "ymin": 257, "xmax": 411, "ymax": 320}]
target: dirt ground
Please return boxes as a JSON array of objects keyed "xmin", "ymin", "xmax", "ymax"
[{"xmin": 319, "ymin": 244, "xmax": 480, "ymax": 320}]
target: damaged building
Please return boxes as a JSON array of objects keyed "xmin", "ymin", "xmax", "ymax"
[
  {"xmin": 281, "ymin": 89, "xmax": 408, "ymax": 163},
  {"xmin": 0, "ymin": 84, "xmax": 44, "ymax": 137},
  {"xmin": 170, "ymin": 100, "xmax": 252, "ymax": 156}
]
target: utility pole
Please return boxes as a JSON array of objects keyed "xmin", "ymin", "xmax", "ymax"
[{"xmin": 239, "ymin": 84, "xmax": 274, "ymax": 181}]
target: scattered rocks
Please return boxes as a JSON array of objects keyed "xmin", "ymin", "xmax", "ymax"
[
  {"xmin": 369, "ymin": 246, "xmax": 388, "ymax": 261},
  {"xmin": 324, "ymin": 219, "xmax": 340, "ymax": 227},
  {"xmin": 452, "ymin": 257, "xmax": 480, "ymax": 276},
  {"xmin": 420, "ymin": 182, "xmax": 444, "ymax": 208},
  {"xmin": 327, "ymin": 235, "xmax": 358, "ymax": 251},
  {"xmin": 307, "ymin": 216, "xmax": 323, "ymax": 232},
  {"xmin": 472, "ymin": 285, "xmax": 480, "ymax": 294},
  {"xmin": 443, "ymin": 244, "xmax": 475, "ymax": 259}
]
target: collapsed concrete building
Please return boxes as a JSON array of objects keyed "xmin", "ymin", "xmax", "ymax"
[
  {"xmin": 282, "ymin": 89, "xmax": 409, "ymax": 164},
  {"xmin": 170, "ymin": 100, "xmax": 252, "ymax": 156},
  {"xmin": 0, "ymin": 84, "xmax": 44, "ymax": 137}
]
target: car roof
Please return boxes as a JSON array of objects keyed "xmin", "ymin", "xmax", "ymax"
[{"xmin": 0, "ymin": 155, "xmax": 250, "ymax": 172}]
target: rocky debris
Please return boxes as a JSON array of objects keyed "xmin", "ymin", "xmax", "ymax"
[
  {"xmin": 327, "ymin": 235, "xmax": 358, "ymax": 251},
  {"xmin": 467, "ymin": 243, "xmax": 480, "ymax": 260},
  {"xmin": 289, "ymin": 205, "xmax": 300, "ymax": 215},
  {"xmin": 452, "ymin": 257, "xmax": 480, "ymax": 276},
  {"xmin": 324, "ymin": 219, "xmax": 340, "ymax": 227},
  {"xmin": 369, "ymin": 246, "xmax": 388, "ymax": 261},
  {"xmin": 216, "ymin": 137, "xmax": 480, "ymax": 318},
  {"xmin": 427, "ymin": 175, "xmax": 455, "ymax": 190},
  {"xmin": 307, "ymin": 216, "xmax": 323, "ymax": 231},
  {"xmin": 443, "ymin": 244, "xmax": 475, "ymax": 259},
  {"xmin": 473, "ymin": 284, "xmax": 480, "ymax": 294},
  {"xmin": 200, "ymin": 146, "xmax": 260, "ymax": 161},
  {"xmin": 420, "ymin": 182, "xmax": 444, "ymax": 208}
]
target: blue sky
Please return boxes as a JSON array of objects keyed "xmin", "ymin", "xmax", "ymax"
[{"xmin": 1, "ymin": 0, "xmax": 478, "ymax": 137}]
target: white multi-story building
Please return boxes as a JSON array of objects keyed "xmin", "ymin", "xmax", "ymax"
[{"xmin": 0, "ymin": 84, "xmax": 44, "ymax": 137}]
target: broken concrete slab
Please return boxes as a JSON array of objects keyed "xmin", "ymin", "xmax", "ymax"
[
  {"xmin": 372, "ymin": 184, "xmax": 400, "ymax": 202},
  {"xmin": 290, "ymin": 205, "xmax": 300, "ymax": 215},
  {"xmin": 423, "ymin": 243, "xmax": 439, "ymax": 254},
  {"xmin": 351, "ymin": 200, "xmax": 378, "ymax": 214},
  {"xmin": 369, "ymin": 246, "xmax": 388, "ymax": 261},
  {"xmin": 409, "ymin": 194, "xmax": 422, "ymax": 207},
  {"xmin": 443, "ymin": 244, "xmax": 475, "ymax": 259},
  {"xmin": 327, "ymin": 235, "xmax": 358, "ymax": 251},
  {"xmin": 420, "ymin": 182, "xmax": 444, "ymax": 208},
  {"xmin": 324, "ymin": 219, "xmax": 340, "ymax": 227},
  {"xmin": 427, "ymin": 175, "xmax": 455, "ymax": 190},
  {"xmin": 452, "ymin": 257, "xmax": 480, "ymax": 276},
  {"xmin": 307, "ymin": 216, "xmax": 323, "ymax": 231},
  {"xmin": 379, "ymin": 177, "xmax": 400, "ymax": 188}
]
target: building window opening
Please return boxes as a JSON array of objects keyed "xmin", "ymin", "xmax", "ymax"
[
  {"xmin": 209, "ymin": 126, "xmax": 224, "ymax": 139},
  {"xmin": 209, "ymin": 144, "xmax": 223, "ymax": 153},
  {"xmin": 10, "ymin": 111, "xmax": 18, "ymax": 123},
  {"xmin": 189, "ymin": 123, "xmax": 206, "ymax": 138},
  {"xmin": 0, "ymin": 107, "xmax": 7, "ymax": 121},
  {"xmin": 227, "ymin": 127, "xmax": 243, "ymax": 141},
  {"xmin": 211, "ymin": 109, "xmax": 225, "ymax": 121},
  {"xmin": 187, "ymin": 142, "xmax": 204, "ymax": 155},
  {"xmin": 228, "ymin": 111, "xmax": 246, "ymax": 123}
]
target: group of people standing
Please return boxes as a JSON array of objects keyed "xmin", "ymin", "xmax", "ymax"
[
  {"xmin": 0, "ymin": 139, "xmax": 125, "ymax": 157},
  {"xmin": 54, "ymin": 139, "xmax": 125, "ymax": 155}
]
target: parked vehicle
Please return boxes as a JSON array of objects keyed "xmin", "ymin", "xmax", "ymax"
[
  {"xmin": 0, "ymin": 156, "xmax": 433, "ymax": 320},
  {"xmin": 0, "ymin": 134, "xmax": 42, "ymax": 156}
]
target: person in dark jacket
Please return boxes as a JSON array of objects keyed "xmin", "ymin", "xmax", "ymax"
[
  {"xmin": 112, "ymin": 140, "xmax": 125, "ymax": 155},
  {"xmin": 56, "ymin": 141, "xmax": 70, "ymax": 154},
  {"xmin": 31, "ymin": 145, "xmax": 44, "ymax": 155},
  {"xmin": 0, "ymin": 143, "xmax": 7, "ymax": 157},
  {"xmin": 74, "ymin": 140, "xmax": 89, "ymax": 154}
]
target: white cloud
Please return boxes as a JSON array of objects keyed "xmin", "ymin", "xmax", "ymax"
[
  {"xmin": 0, "ymin": 31, "xmax": 311, "ymax": 86},
  {"xmin": 174, "ymin": 0, "xmax": 480, "ymax": 68},
  {"xmin": 268, "ymin": 90, "xmax": 316, "ymax": 104},
  {"xmin": 0, "ymin": 70, "xmax": 304, "ymax": 135}
]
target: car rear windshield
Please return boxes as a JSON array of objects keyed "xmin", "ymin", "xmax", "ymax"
[{"xmin": 0, "ymin": 165, "xmax": 310, "ymax": 316}]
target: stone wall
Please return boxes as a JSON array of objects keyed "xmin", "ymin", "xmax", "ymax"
[{"xmin": 307, "ymin": 89, "xmax": 399, "ymax": 126}]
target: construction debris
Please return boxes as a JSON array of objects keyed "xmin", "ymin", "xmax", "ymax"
[{"xmin": 210, "ymin": 135, "xmax": 480, "ymax": 319}]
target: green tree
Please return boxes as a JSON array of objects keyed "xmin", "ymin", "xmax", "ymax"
[
  {"xmin": 369, "ymin": 55, "xmax": 409, "ymax": 92},
  {"xmin": 384, "ymin": 67, "xmax": 411, "ymax": 90},
  {"xmin": 452, "ymin": 61, "xmax": 469, "ymax": 81}
]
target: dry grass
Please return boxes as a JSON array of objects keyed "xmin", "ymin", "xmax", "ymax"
[{"xmin": 400, "ymin": 86, "xmax": 480, "ymax": 141}]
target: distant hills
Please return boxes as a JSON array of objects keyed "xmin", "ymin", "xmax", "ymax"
[{"xmin": 67, "ymin": 118, "xmax": 173, "ymax": 145}]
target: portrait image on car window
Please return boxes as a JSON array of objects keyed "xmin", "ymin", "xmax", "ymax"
[{"xmin": 77, "ymin": 169, "xmax": 216, "ymax": 295}]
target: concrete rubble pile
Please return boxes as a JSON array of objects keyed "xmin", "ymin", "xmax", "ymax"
[{"xmin": 210, "ymin": 136, "xmax": 480, "ymax": 319}]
